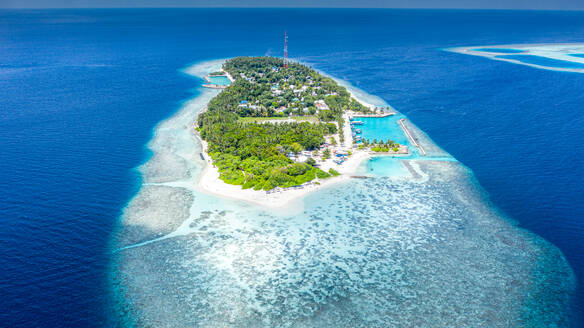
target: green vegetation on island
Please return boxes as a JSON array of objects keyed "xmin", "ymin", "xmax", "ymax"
[
  {"xmin": 198, "ymin": 56, "xmax": 369, "ymax": 190},
  {"xmin": 358, "ymin": 138, "xmax": 401, "ymax": 153}
]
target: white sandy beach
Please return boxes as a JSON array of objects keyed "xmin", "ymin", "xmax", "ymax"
[
  {"xmin": 193, "ymin": 93, "xmax": 384, "ymax": 209},
  {"xmin": 192, "ymin": 65, "xmax": 409, "ymax": 209},
  {"xmin": 195, "ymin": 130, "xmax": 370, "ymax": 209}
]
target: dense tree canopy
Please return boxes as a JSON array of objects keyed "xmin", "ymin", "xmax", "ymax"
[{"xmin": 197, "ymin": 56, "xmax": 362, "ymax": 190}]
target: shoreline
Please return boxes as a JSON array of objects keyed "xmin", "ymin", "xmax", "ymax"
[
  {"xmin": 202, "ymin": 69, "xmax": 235, "ymax": 89},
  {"xmin": 192, "ymin": 61, "xmax": 415, "ymax": 209},
  {"xmin": 115, "ymin": 59, "xmax": 578, "ymax": 326},
  {"xmin": 350, "ymin": 112, "xmax": 395, "ymax": 118},
  {"xmin": 194, "ymin": 109, "xmax": 367, "ymax": 209}
]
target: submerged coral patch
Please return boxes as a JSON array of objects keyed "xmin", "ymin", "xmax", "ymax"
[
  {"xmin": 496, "ymin": 54, "xmax": 584, "ymax": 69},
  {"xmin": 473, "ymin": 47, "xmax": 525, "ymax": 54},
  {"xmin": 110, "ymin": 60, "xmax": 575, "ymax": 327},
  {"xmin": 448, "ymin": 43, "xmax": 584, "ymax": 73}
]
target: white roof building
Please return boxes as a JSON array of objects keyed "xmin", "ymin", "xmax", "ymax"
[{"xmin": 315, "ymin": 99, "xmax": 329, "ymax": 110}]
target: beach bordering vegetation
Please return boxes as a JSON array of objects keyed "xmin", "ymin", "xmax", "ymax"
[{"xmin": 195, "ymin": 56, "xmax": 406, "ymax": 207}]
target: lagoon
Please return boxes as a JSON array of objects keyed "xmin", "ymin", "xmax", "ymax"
[
  {"xmin": 352, "ymin": 115, "xmax": 411, "ymax": 148},
  {"xmin": 3, "ymin": 9, "xmax": 583, "ymax": 328},
  {"xmin": 208, "ymin": 75, "xmax": 231, "ymax": 85},
  {"xmin": 113, "ymin": 60, "xmax": 575, "ymax": 327},
  {"xmin": 365, "ymin": 156, "xmax": 409, "ymax": 177}
]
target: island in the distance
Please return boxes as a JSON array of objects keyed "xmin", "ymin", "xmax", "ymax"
[{"xmin": 195, "ymin": 57, "xmax": 409, "ymax": 206}]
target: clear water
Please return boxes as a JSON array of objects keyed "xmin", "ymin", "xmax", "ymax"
[
  {"xmin": 2, "ymin": 9, "xmax": 583, "ymax": 327},
  {"xmin": 497, "ymin": 54, "xmax": 584, "ymax": 68},
  {"xmin": 111, "ymin": 60, "xmax": 575, "ymax": 327},
  {"xmin": 473, "ymin": 47, "xmax": 524, "ymax": 53},
  {"xmin": 364, "ymin": 156, "xmax": 410, "ymax": 176},
  {"xmin": 351, "ymin": 115, "xmax": 411, "ymax": 148},
  {"xmin": 569, "ymin": 54, "xmax": 584, "ymax": 58},
  {"xmin": 208, "ymin": 75, "xmax": 231, "ymax": 85}
]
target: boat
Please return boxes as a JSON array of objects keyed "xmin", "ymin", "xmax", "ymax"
[{"xmin": 351, "ymin": 120, "xmax": 364, "ymax": 125}]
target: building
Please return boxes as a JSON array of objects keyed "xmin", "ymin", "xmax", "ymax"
[{"xmin": 315, "ymin": 99, "xmax": 329, "ymax": 111}]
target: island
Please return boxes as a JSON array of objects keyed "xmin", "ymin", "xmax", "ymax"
[{"xmin": 196, "ymin": 56, "xmax": 408, "ymax": 206}]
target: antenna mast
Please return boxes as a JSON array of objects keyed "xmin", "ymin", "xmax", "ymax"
[{"xmin": 283, "ymin": 31, "xmax": 288, "ymax": 68}]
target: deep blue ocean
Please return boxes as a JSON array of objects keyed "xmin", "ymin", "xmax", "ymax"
[{"xmin": 1, "ymin": 9, "xmax": 583, "ymax": 327}]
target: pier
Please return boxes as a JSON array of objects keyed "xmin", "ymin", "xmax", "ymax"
[{"xmin": 398, "ymin": 118, "xmax": 426, "ymax": 156}]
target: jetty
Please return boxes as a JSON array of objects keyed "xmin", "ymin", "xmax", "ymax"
[{"xmin": 398, "ymin": 118, "xmax": 426, "ymax": 156}]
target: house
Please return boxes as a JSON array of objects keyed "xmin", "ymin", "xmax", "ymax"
[
  {"xmin": 238, "ymin": 100, "xmax": 249, "ymax": 108},
  {"xmin": 315, "ymin": 99, "xmax": 329, "ymax": 111},
  {"xmin": 296, "ymin": 155, "xmax": 308, "ymax": 163}
]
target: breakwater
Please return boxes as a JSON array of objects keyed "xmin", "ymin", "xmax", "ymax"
[{"xmin": 399, "ymin": 118, "xmax": 426, "ymax": 156}]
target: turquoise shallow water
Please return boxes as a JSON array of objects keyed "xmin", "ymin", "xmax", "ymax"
[
  {"xmin": 208, "ymin": 75, "xmax": 231, "ymax": 85},
  {"xmin": 111, "ymin": 61, "xmax": 575, "ymax": 327},
  {"xmin": 4, "ymin": 8, "xmax": 581, "ymax": 328},
  {"xmin": 351, "ymin": 114, "xmax": 439, "ymax": 158},
  {"xmin": 497, "ymin": 54, "xmax": 584, "ymax": 69},
  {"xmin": 473, "ymin": 48, "xmax": 524, "ymax": 53},
  {"xmin": 364, "ymin": 156, "xmax": 409, "ymax": 176},
  {"xmin": 352, "ymin": 115, "xmax": 410, "ymax": 147}
]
